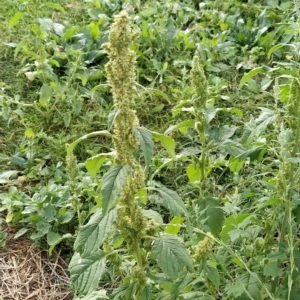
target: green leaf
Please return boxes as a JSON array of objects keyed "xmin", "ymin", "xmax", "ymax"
[
  {"xmin": 111, "ymin": 284, "xmax": 128, "ymax": 299},
  {"xmin": 152, "ymin": 234, "xmax": 194, "ymax": 279},
  {"xmin": 108, "ymin": 108, "xmax": 121, "ymax": 131},
  {"xmin": 69, "ymin": 251, "xmax": 106, "ymax": 295},
  {"xmin": 44, "ymin": 2, "xmax": 66, "ymax": 12},
  {"xmin": 151, "ymin": 184, "xmax": 187, "ymax": 216},
  {"xmin": 165, "ymin": 120, "xmax": 195, "ymax": 135},
  {"xmin": 73, "ymin": 290, "xmax": 108, "ymax": 300},
  {"xmin": 101, "ymin": 165, "xmax": 131, "ymax": 214},
  {"xmin": 48, "ymin": 233, "xmax": 72, "ymax": 255},
  {"xmin": 239, "ymin": 67, "xmax": 265, "ymax": 89},
  {"xmin": 140, "ymin": 7, "xmax": 157, "ymax": 17},
  {"xmin": 9, "ymin": 12, "xmax": 23, "ymax": 28},
  {"xmin": 181, "ymin": 292, "xmax": 214, "ymax": 300},
  {"xmin": 67, "ymin": 131, "xmax": 111, "ymax": 155},
  {"xmin": 14, "ymin": 228, "xmax": 29, "ymax": 239},
  {"xmin": 229, "ymin": 157, "xmax": 245, "ymax": 172},
  {"xmin": 85, "ymin": 154, "xmax": 111, "ymax": 177},
  {"xmin": 47, "ymin": 231, "xmax": 61, "ymax": 246},
  {"xmin": 165, "ymin": 216, "xmax": 185, "ymax": 235},
  {"xmin": 139, "ymin": 286, "xmax": 153, "ymax": 300},
  {"xmin": 142, "ymin": 209, "xmax": 163, "ymax": 223},
  {"xmin": 152, "ymin": 131, "xmax": 176, "ymax": 158},
  {"xmin": 74, "ymin": 209, "xmax": 116, "ymax": 256},
  {"xmin": 267, "ymin": 43, "xmax": 286, "ymax": 59},
  {"xmin": 170, "ymin": 273, "xmax": 192, "ymax": 296},
  {"xmin": 226, "ymin": 273, "xmax": 261, "ymax": 299},
  {"xmin": 132, "ymin": 127, "xmax": 154, "ymax": 168},
  {"xmin": 195, "ymin": 198, "xmax": 224, "ymax": 236},
  {"xmin": 221, "ymin": 214, "xmax": 250, "ymax": 242},
  {"xmin": 205, "ymin": 265, "xmax": 220, "ymax": 287},
  {"xmin": 264, "ymin": 261, "xmax": 282, "ymax": 277},
  {"xmin": 39, "ymin": 84, "xmax": 52, "ymax": 108}
]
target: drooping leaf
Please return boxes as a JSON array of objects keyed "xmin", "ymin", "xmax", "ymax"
[
  {"xmin": 48, "ymin": 233, "xmax": 72, "ymax": 255},
  {"xmin": 132, "ymin": 127, "xmax": 154, "ymax": 168},
  {"xmin": 165, "ymin": 120, "xmax": 195, "ymax": 135},
  {"xmin": 85, "ymin": 153, "xmax": 114, "ymax": 177},
  {"xmin": 194, "ymin": 198, "xmax": 224, "ymax": 236},
  {"xmin": 67, "ymin": 131, "xmax": 111, "ymax": 155},
  {"xmin": 69, "ymin": 251, "xmax": 106, "ymax": 295},
  {"xmin": 263, "ymin": 260, "xmax": 282, "ymax": 277},
  {"xmin": 74, "ymin": 209, "xmax": 116, "ymax": 256},
  {"xmin": 239, "ymin": 67, "xmax": 265, "ymax": 88},
  {"xmin": 101, "ymin": 165, "xmax": 131, "ymax": 214},
  {"xmin": 111, "ymin": 284, "xmax": 128, "ymax": 299},
  {"xmin": 150, "ymin": 184, "xmax": 187, "ymax": 216},
  {"xmin": 44, "ymin": 2, "xmax": 65, "ymax": 12},
  {"xmin": 152, "ymin": 234, "xmax": 194, "ymax": 279},
  {"xmin": 151, "ymin": 131, "xmax": 176, "ymax": 158}
]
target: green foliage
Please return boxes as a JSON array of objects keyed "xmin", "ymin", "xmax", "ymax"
[{"xmin": 1, "ymin": 0, "xmax": 300, "ymax": 299}]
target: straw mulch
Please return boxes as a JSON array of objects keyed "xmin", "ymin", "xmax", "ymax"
[{"xmin": 0, "ymin": 227, "xmax": 73, "ymax": 300}]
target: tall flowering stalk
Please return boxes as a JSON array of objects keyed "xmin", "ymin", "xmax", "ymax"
[{"xmin": 102, "ymin": 11, "xmax": 147, "ymax": 289}]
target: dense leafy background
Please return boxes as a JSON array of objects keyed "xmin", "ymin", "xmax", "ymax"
[{"xmin": 1, "ymin": 0, "xmax": 300, "ymax": 299}]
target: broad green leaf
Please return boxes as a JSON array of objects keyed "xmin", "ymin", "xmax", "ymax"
[
  {"xmin": 263, "ymin": 261, "xmax": 282, "ymax": 277},
  {"xmin": 195, "ymin": 198, "xmax": 224, "ymax": 236},
  {"xmin": 267, "ymin": 43, "xmax": 286, "ymax": 59},
  {"xmin": 111, "ymin": 284, "xmax": 128, "ymax": 299},
  {"xmin": 239, "ymin": 67, "xmax": 265, "ymax": 88},
  {"xmin": 85, "ymin": 153, "xmax": 114, "ymax": 177},
  {"xmin": 69, "ymin": 251, "xmax": 106, "ymax": 295},
  {"xmin": 187, "ymin": 164, "xmax": 204, "ymax": 182},
  {"xmin": 165, "ymin": 216, "xmax": 185, "ymax": 235},
  {"xmin": 229, "ymin": 157, "xmax": 245, "ymax": 172},
  {"xmin": 108, "ymin": 108, "xmax": 121, "ymax": 131},
  {"xmin": 125, "ymin": 283, "xmax": 137, "ymax": 300},
  {"xmin": 152, "ymin": 131, "xmax": 176, "ymax": 158},
  {"xmin": 44, "ymin": 2, "xmax": 65, "ymax": 12},
  {"xmin": 221, "ymin": 214, "xmax": 250, "ymax": 242},
  {"xmin": 207, "ymin": 125, "xmax": 237, "ymax": 144},
  {"xmin": 165, "ymin": 120, "xmax": 195, "ymax": 135},
  {"xmin": 226, "ymin": 273, "xmax": 261, "ymax": 299},
  {"xmin": 39, "ymin": 84, "xmax": 52, "ymax": 108},
  {"xmin": 152, "ymin": 234, "xmax": 194, "ymax": 279},
  {"xmin": 67, "ymin": 131, "xmax": 111, "ymax": 155},
  {"xmin": 48, "ymin": 233, "xmax": 72, "ymax": 255},
  {"xmin": 237, "ymin": 146, "xmax": 265, "ymax": 162},
  {"xmin": 205, "ymin": 265, "xmax": 220, "ymax": 287},
  {"xmin": 142, "ymin": 209, "xmax": 163, "ymax": 223},
  {"xmin": 140, "ymin": 7, "xmax": 157, "ymax": 17},
  {"xmin": 132, "ymin": 127, "xmax": 154, "ymax": 168},
  {"xmin": 38, "ymin": 18, "xmax": 53, "ymax": 31},
  {"xmin": 9, "ymin": 12, "xmax": 23, "ymax": 28},
  {"xmin": 181, "ymin": 292, "xmax": 214, "ymax": 300},
  {"xmin": 150, "ymin": 185, "xmax": 187, "ymax": 216},
  {"xmin": 14, "ymin": 228, "xmax": 29, "ymax": 239},
  {"xmin": 139, "ymin": 285, "xmax": 152, "ymax": 300},
  {"xmin": 73, "ymin": 290, "xmax": 108, "ymax": 300},
  {"xmin": 101, "ymin": 165, "xmax": 131, "ymax": 214},
  {"xmin": 74, "ymin": 209, "xmax": 116, "ymax": 256},
  {"xmin": 170, "ymin": 273, "xmax": 192, "ymax": 296},
  {"xmin": 47, "ymin": 231, "xmax": 61, "ymax": 246}
]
